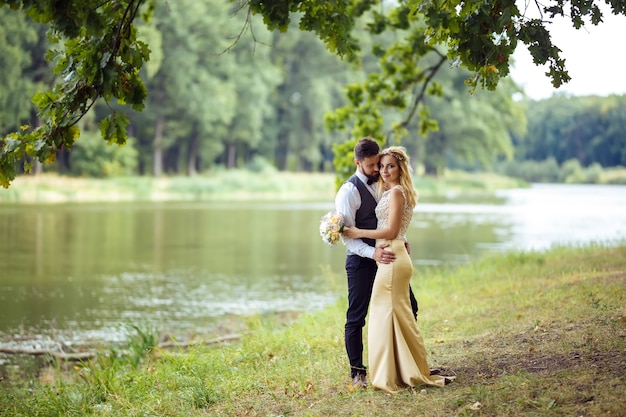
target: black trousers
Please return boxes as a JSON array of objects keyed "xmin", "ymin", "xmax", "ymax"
[{"xmin": 344, "ymin": 254, "xmax": 418, "ymax": 378}]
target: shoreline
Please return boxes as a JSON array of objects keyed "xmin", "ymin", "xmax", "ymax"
[
  {"xmin": 0, "ymin": 173, "xmax": 337, "ymax": 204},
  {"xmin": 0, "ymin": 171, "xmax": 527, "ymax": 205}
]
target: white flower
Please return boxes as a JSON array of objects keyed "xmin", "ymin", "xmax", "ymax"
[{"xmin": 319, "ymin": 211, "xmax": 345, "ymax": 246}]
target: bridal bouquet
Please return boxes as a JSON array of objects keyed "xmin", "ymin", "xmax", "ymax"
[{"xmin": 319, "ymin": 211, "xmax": 345, "ymax": 246}]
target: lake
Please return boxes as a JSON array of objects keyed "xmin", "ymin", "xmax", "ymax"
[{"xmin": 0, "ymin": 183, "xmax": 625, "ymax": 356}]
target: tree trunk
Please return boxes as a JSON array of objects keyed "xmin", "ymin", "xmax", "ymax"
[
  {"xmin": 227, "ymin": 142, "xmax": 236, "ymax": 169},
  {"xmin": 153, "ymin": 112, "xmax": 164, "ymax": 177},
  {"xmin": 187, "ymin": 128, "xmax": 199, "ymax": 176},
  {"xmin": 276, "ymin": 132, "xmax": 289, "ymax": 171},
  {"xmin": 32, "ymin": 160, "xmax": 43, "ymax": 175},
  {"xmin": 32, "ymin": 118, "xmax": 43, "ymax": 175}
]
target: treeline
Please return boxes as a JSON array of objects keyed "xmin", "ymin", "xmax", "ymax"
[
  {"xmin": 494, "ymin": 95, "xmax": 626, "ymax": 184},
  {"xmin": 1, "ymin": 1, "xmax": 625, "ymax": 182}
]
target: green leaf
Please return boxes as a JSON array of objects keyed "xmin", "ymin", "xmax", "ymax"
[{"xmin": 99, "ymin": 113, "xmax": 130, "ymax": 145}]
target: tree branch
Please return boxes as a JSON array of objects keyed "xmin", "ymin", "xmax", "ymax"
[{"xmin": 385, "ymin": 48, "xmax": 448, "ymax": 141}]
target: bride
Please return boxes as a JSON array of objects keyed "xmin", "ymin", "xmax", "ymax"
[{"xmin": 343, "ymin": 146, "xmax": 452, "ymax": 393}]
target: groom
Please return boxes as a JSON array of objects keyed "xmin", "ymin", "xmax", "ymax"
[{"xmin": 335, "ymin": 137, "xmax": 419, "ymax": 389}]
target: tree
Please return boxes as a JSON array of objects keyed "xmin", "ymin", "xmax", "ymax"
[
  {"xmin": 421, "ymin": 74, "xmax": 525, "ymax": 175},
  {"xmin": 322, "ymin": 1, "xmax": 624, "ymax": 180},
  {"xmin": 1, "ymin": 0, "xmax": 625, "ymax": 187},
  {"xmin": 143, "ymin": 0, "xmax": 239, "ymax": 177},
  {"xmin": 0, "ymin": 8, "xmax": 38, "ymax": 134},
  {"xmin": 0, "ymin": 0, "xmax": 152, "ymax": 187},
  {"xmin": 264, "ymin": 24, "xmax": 351, "ymax": 171},
  {"xmin": 521, "ymin": 95, "xmax": 626, "ymax": 168}
]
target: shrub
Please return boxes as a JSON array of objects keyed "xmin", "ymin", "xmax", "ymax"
[
  {"xmin": 562, "ymin": 158, "xmax": 584, "ymax": 183},
  {"xmin": 69, "ymin": 131, "xmax": 138, "ymax": 177}
]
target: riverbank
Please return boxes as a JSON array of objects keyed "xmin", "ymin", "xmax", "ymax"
[
  {"xmin": 1, "ymin": 243, "xmax": 624, "ymax": 416},
  {"xmin": 0, "ymin": 170, "xmax": 527, "ymax": 204}
]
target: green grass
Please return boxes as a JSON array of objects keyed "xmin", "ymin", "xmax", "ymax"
[{"xmin": 1, "ymin": 243, "xmax": 624, "ymax": 416}]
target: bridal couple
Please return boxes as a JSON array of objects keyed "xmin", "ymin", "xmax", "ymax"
[{"xmin": 335, "ymin": 137, "xmax": 453, "ymax": 393}]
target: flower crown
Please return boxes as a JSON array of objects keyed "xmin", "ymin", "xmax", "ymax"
[{"xmin": 381, "ymin": 150, "xmax": 404, "ymax": 161}]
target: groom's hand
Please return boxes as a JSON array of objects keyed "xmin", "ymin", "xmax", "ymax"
[{"xmin": 374, "ymin": 244, "xmax": 395, "ymax": 264}]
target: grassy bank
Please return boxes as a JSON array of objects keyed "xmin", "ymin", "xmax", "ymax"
[
  {"xmin": 1, "ymin": 243, "xmax": 624, "ymax": 416},
  {"xmin": 0, "ymin": 170, "xmax": 527, "ymax": 204}
]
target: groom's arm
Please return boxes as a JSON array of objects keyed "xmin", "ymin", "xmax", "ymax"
[{"xmin": 335, "ymin": 183, "xmax": 376, "ymax": 260}]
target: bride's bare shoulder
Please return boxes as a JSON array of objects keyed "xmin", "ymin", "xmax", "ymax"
[{"xmin": 389, "ymin": 186, "xmax": 405, "ymax": 200}]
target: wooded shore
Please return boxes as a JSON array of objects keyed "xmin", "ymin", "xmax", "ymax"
[{"xmin": 0, "ymin": 171, "xmax": 527, "ymax": 204}]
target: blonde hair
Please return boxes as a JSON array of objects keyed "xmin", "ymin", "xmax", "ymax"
[{"xmin": 377, "ymin": 146, "xmax": 418, "ymax": 208}]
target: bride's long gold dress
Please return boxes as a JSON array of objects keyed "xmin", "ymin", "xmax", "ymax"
[{"xmin": 368, "ymin": 185, "xmax": 447, "ymax": 393}]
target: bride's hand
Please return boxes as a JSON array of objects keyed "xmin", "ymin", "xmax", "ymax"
[{"xmin": 343, "ymin": 226, "xmax": 362, "ymax": 239}]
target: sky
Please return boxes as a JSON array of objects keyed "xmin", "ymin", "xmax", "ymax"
[{"xmin": 509, "ymin": 5, "xmax": 626, "ymax": 100}]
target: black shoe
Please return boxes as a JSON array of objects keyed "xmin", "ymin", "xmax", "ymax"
[
  {"xmin": 350, "ymin": 373, "xmax": 367, "ymax": 390},
  {"xmin": 430, "ymin": 367, "xmax": 443, "ymax": 375}
]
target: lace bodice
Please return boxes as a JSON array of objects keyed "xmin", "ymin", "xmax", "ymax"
[{"xmin": 375, "ymin": 185, "xmax": 414, "ymax": 240}]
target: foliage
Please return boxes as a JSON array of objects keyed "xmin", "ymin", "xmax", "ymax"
[
  {"xmin": 320, "ymin": 0, "xmax": 620, "ymax": 139},
  {"xmin": 331, "ymin": 137, "xmax": 363, "ymax": 190},
  {"xmin": 69, "ymin": 130, "xmax": 138, "ymax": 177},
  {"xmin": 1, "ymin": 244, "xmax": 625, "ymax": 416},
  {"xmin": 520, "ymin": 95, "xmax": 626, "ymax": 168},
  {"xmin": 1, "ymin": 1, "xmax": 625, "ymax": 187},
  {"xmin": 247, "ymin": 0, "xmax": 362, "ymax": 57},
  {"xmin": 496, "ymin": 157, "xmax": 562, "ymax": 183},
  {"xmin": 244, "ymin": 155, "xmax": 278, "ymax": 174},
  {"xmin": 330, "ymin": 65, "xmax": 527, "ymax": 183},
  {"xmin": 0, "ymin": 8, "xmax": 39, "ymax": 133},
  {"xmin": 0, "ymin": 0, "xmax": 153, "ymax": 187},
  {"xmin": 600, "ymin": 166, "xmax": 626, "ymax": 185},
  {"xmin": 252, "ymin": 1, "xmax": 623, "ymax": 179},
  {"xmin": 265, "ymin": 20, "xmax": 350, "ymax": 172},
  {"xmin": 138, "ymin": 0, "xmax": 250, "ymax": 176},
  {"xmin": 495, "ymin": 157, "xmax": 626, "ymax": 184}
]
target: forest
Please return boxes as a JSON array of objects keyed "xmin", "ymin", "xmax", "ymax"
[{"xmin": 1, "ymin": 0, "xmax": 625, "ymax": 185}]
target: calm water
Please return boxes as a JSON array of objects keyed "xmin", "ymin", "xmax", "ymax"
[{"xmin": 0, "ymin": 184, "xmax": 625, "ymax": 353}]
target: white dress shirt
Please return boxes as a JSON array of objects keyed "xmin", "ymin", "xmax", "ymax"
[{"xmin": 335, "ymin": 170, "xmax": 378, "ymax": 259}]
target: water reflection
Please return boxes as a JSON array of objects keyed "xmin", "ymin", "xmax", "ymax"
[{"xmin": 0, "ymin": 184, "xmax": 624, "ymax": 350}]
